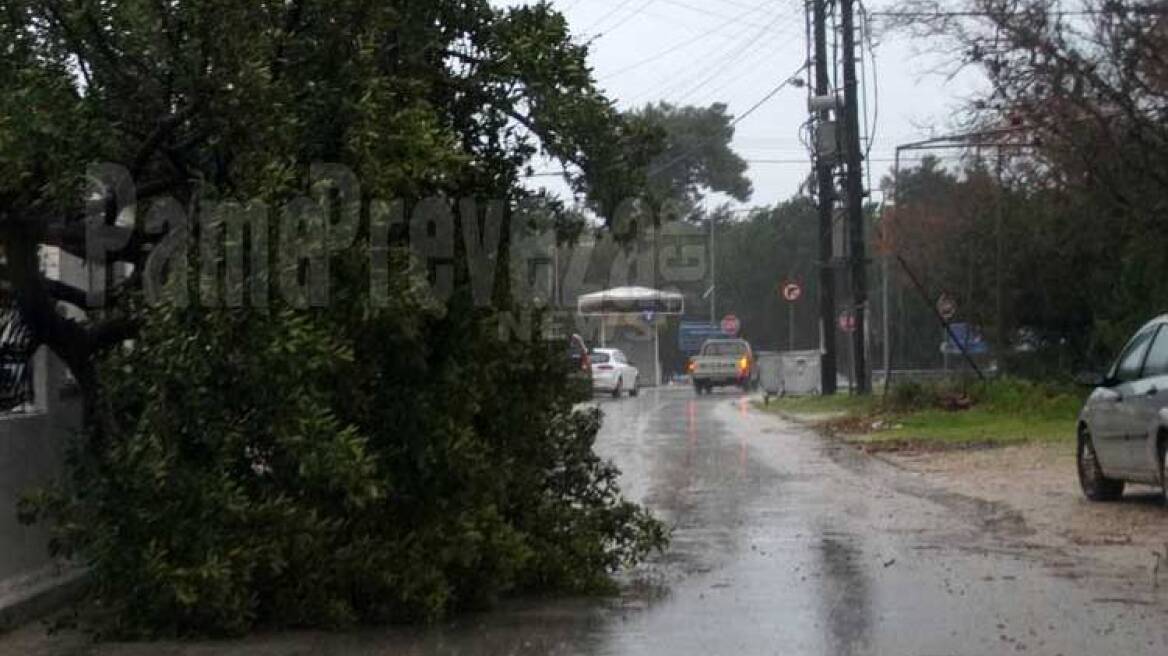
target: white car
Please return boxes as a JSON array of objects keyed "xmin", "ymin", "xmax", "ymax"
[
  {"xmin": 590, "ymin": 348, "xmax": 639, "ymax": 398},
  {"xmin": 1077, "ymin": 314, "xmax": 1168, "ymax": 503}
]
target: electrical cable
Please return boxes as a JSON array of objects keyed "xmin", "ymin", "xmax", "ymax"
[
  {"xmin": 654, "ymin": 0, "xmax": 774, "ymax": 27},
  {"xmin": 730, "ymin": 60, "xmax": 810, "ymax": 127},
  {"xmin": 623, "ymin": 8, "xmax": 786, "ymax": 104},
  {"xmin": 859, "ymin": 0, "xmax": 879, "ymax": 161},
  {"xmin": 581, "ymin": 0, "xmax": 640, "ymax": 36},
  {"xmin": 677, "ymin": 16, "xmax": 810, "ymax": 105},
  {"xmin": 653, "ymin": 10, "xmax": 799, "ymax": 103},
  {"xmin": 626, "ymin": 12, "xmax": 780, "ymax": 103},
  {"xmin": 601, "ymin": 0, "xmax": 775, "ymax": 79}
]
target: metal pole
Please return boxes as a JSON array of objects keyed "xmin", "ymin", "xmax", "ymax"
[
  {"xmin": 789, "ymin": 302, "xmax": 796, "ymax": 351},
  {"xmin": 995, "ymin": 147, "xmax": 1006, "ymax": 350},
  {"xmin": 841, "ymin": 0, "xmax": 870, "ymax": 394},
  {"xmin": 883, "ymin": 147, "xmax": 902, "ymax": 399},
  {"xmin": 655, "ymin": 322, "xmax": 661, "ymax": 387},
  {"xmin": 881, "ymin": 219, "xmax": 889, "ymax": 385},
  {"xmin": 710, "ymin": 214, "xmax": 717, "ymax": 325},
  {"xmin": 813, "ymin": 0, "xmax": 838, "ymax": 395}
]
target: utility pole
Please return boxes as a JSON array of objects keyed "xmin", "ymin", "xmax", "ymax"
[
  {"xmin": 840, "ymin": 0, "xmax": 870, "ymax": 394},
  {"xmin": 994, "ymin": 147, "xmax": 1006, "ymax": 350},
  {"xmin": 812, "ymin": 0, "xmax": 838, "ymax": 395},
  {"xmin": 709, "ymin": 213, "xmax": 716, "ymax": 325}
]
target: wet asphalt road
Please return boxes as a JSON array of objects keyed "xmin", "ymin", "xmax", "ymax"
[{"xmin": 7, "ymin": 386, "xmax": 1168, "ymax": 656}]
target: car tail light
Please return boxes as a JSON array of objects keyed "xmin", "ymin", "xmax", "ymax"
[
  {"xmin": 738, "ymin": 357, "xmax": 749, "ymax": 371},
  {"xmin": 687, "ymin": 360, "xmax": 696, "ymax": 373}
]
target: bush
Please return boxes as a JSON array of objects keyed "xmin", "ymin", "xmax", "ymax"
[
  {"xmin": 20, "ymin": 267, "xmax": 666, "ymax": 638},
  {"xmin": 888, "ymin": 380, "xmax": 940, "ymax": 411},
  {"xmin": 885, "ymin": 376, "xmax": 1082, "ymax": 418},
  {"xmin": 966, "ymin": 377, "xmax": 1083, "ymax": 419}
]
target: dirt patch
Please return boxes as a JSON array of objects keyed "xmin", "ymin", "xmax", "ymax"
[
  {"xmin": 790, "ymin": 407, "xmax": 1010, "ymax": 455},
  {"xmin": 880, "ymin": 441, "xmax": 1168, "ymax": 576},
  {"xmin": 852, "ymin": 439, "xmax": 1006, "ymax": 455}
]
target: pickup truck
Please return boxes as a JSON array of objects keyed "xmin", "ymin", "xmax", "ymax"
[{"xmin": 688, "ymin": 339, "xmax": 756, "ymax": 394}]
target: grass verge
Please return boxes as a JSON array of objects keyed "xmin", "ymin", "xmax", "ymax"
[{"xmin": 756, "ymin": 378, "xmax": 1085, "ymax": 452}]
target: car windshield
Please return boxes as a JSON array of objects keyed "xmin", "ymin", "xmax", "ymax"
[
  {"xmin": 590, "ymin": 352, "xmax": 611, "ymax": 364},
  {"xmin": 702, "ymin": 342, "xmax": 747, "ymax": 356}
]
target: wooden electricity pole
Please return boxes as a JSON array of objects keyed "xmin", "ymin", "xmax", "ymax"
[
  {"xmin": 812, "ymin": 0, "xmax": 838, "ymax": 395},
  {"xmin": 840, "ymin": 0, "xmax": 870, "ymax": 394}
]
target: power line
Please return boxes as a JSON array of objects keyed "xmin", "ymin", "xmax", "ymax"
[
  {"xmin": 676, "ymin": 15, "xmax": 809, "ymax": 104},
  {"xmin": 869, "ymin": 8, "xmax": 1168, "ymax": 19},
  {"xmin": 624, "ymin": 8, "xmax": 788, "ymax": 103},
  {"xmin": 525, "ymin": 154, "xmax": 961, "ymax": 178},
  {"xmin": 667, "ymin": 12, "xmax": 791, "ymax": 102},
  {"xmin": 730, "ymin": 61, "xmax": 809, "ymax": 127},
  {"xmin": 582, "ymin": 0, "xmax": 643, "ymax": 38},
  {"xmin": 859, "ymin": 0, "xmax": 879, "ymax": 161},
  {"xmin": 526, "ymin": 63, "xmax": 808, "ymax": 183},
  {"xmin": 654, "ymin": 0, "xmax": 775, "ymax": 27},
  {"xmin": 600, "ymin": 0, "xmax": 775, "ymax": 79},
  {"xmin": 645, "ymin": 9, "xmax": 807, "ymax": 103}
]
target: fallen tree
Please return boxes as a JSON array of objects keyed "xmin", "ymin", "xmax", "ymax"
[{"xmin": 4, "ymin": 0, "xmax": 666, "ymax": 637}]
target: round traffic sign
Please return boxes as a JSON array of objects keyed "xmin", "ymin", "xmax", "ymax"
[
  {"xmin": 838, "ymin": 310, "xmax": 857, "ymax": 334},
  {"xmin": 781, "ymin": 280, "xmax": 803, "ymax": 303},
  {"xmin": 721, "ymin": 314, "xmax": 741, "ymax": 337}
]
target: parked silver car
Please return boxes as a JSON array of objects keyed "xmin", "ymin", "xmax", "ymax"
[{"xmin": 1077, "ymin": 314, "xmax": 1168, "ymax": 503}]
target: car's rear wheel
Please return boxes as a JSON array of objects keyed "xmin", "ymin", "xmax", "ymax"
[
  {"xmin": 1078, "ymin": 427, "xmax": 1125, "ymax": 502},
  {"xmin": 630, "ymin": 377, "xmax": 640, "ymax": 397},
  {"xmin": 612, "ymin": 379, "xmax": 623, "ymax": 399}
]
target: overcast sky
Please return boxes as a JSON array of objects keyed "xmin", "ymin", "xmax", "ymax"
[{"xmin": 498, "ymin": 0, "xmax": 987, "ymax": 209}]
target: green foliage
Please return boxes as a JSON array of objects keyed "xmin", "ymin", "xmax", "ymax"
[
  {"xmin": 22, "ymin": 265, "xmax": 666, "ymax": 638},
  {"xmin": 760, "ymin": 378, "xmax": 1082, "ymax": 448},
  {"xmin": 886, "ymin": 377, "xmax": 1082, "ymax": 417},
  {"xmin": 627, "ymin": 102, "xmax": 753, "ymax": 214},
  {"xmin": 888, "ymin": 380, "xmax": 941, "ymax": 412},
  {"xmin": 882, "ymin": 1, "xmax": 1168, "ymax": 373},
  {"xmin": 964, "ymin": 377, "xmax": 1084, "ymax": 421},
  {"xmin": 712, "ymin": 199, "xmax": 819, "ymax": 352},
  {"xmin": 6, "ymin": 0, "xmax": 669, "ymax": 640}
]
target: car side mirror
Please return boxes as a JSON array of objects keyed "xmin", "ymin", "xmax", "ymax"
[{"xmin": 1074, "ymin": 371, "xmax": 1107, "ymax": 388}]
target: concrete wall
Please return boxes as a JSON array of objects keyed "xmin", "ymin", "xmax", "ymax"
[{"xmin": 0, "ymin": 348, "xmax": 81, "ymax": 600}]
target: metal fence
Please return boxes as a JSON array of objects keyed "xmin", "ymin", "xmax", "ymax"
[{"xmin": 0, "ymin": 304, "xmax": 36, "ymax": 413}]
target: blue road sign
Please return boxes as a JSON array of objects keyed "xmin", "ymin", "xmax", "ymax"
[
  {"xmin": 679, "ymin": 321, "xmax": 730, "ymax": 354},
  {"xmin": 941, "ymin": 323, "xmax": 989, "ymax": 356}
]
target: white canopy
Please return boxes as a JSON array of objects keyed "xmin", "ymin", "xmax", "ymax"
[{"xmin": 576, "ymin": 286, "xmax": 685, "ymax": 317}]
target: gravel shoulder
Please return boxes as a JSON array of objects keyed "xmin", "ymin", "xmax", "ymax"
[{"xmin": 879, "ymin": 441, "xmax": 1168, "ymax": 576}]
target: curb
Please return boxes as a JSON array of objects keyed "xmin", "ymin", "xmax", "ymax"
[{"xmin": 0, "ymin": 566, "xmax": 87, "ymax": 634}]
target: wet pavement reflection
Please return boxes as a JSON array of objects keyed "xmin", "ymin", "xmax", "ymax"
[{"xmin": 14, "ymin": 387, "xmax": 1168, "ymax": 656}]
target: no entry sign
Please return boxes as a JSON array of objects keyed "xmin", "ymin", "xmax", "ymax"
[{"xmin": 781, "ymin": 280, "xmax": 803, "ymax": 303}]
